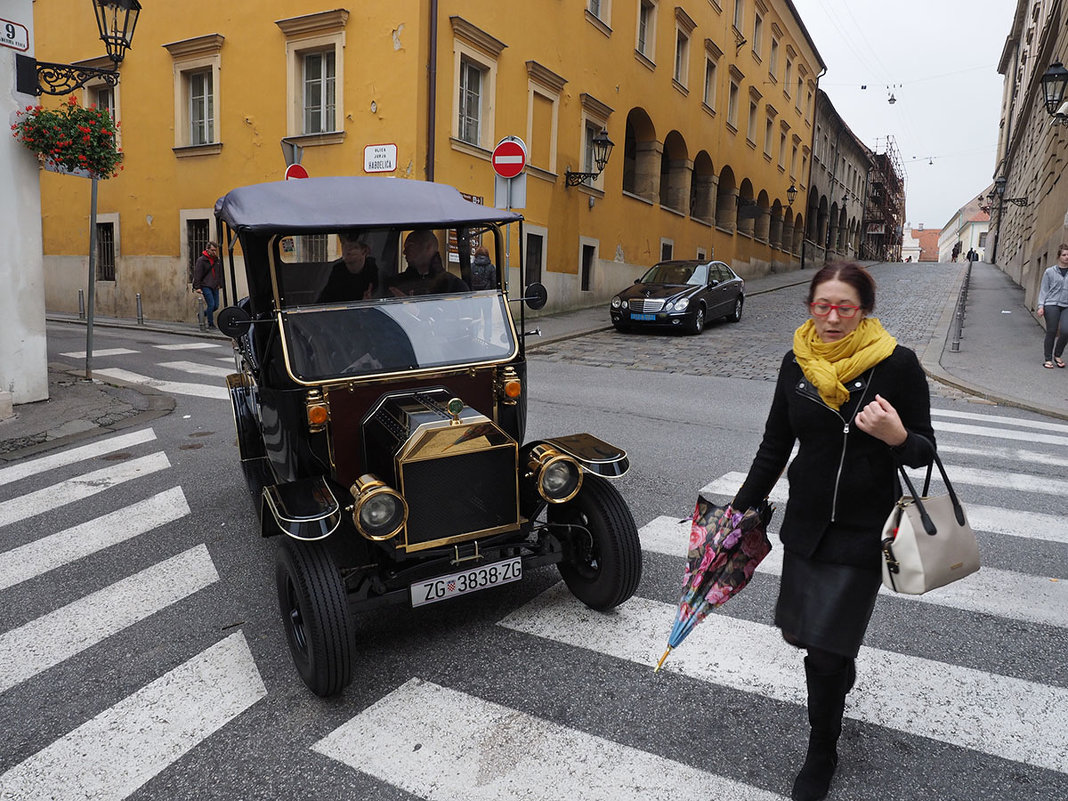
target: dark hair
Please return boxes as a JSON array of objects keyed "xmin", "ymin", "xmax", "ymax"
[
  {"xmin": 807, "ymin": 261, "xmax": 876, "ymax": 312},
  {"xmin": 1058, "ymin": 243, "xmax": 1068, "ymax": 256}
]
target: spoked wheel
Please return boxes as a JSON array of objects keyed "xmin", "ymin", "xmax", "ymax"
[
  {"xmin": 687, "ymin": 306, "xmax": 706, "ymax": 335},
  {"xmin": 275, "ymin": 539, "xmax": 356, "ymax": 697},
  {"xmin": 728, "ymin": 296, "xmax": 744, "ymax": 323},
  {"xmin": 550, "ymin": 474, "xmax": 642, "ymax": 610}
]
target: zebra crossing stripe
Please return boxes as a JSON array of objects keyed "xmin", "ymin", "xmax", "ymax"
[
  {"xmin": 313, "ymin": 677, "xmax": 787, "ymax": 801},
  {"xmin": 58, "ymin": 348, "xmax": 138, "ymax": 358},
  {"xmin": 0, "ymin": 428, "xmax": 156, "ymax": 487},
  {"xmin": 93, "ymin": 368, "xmax": 229, "ymax": 400},
  {"xmin": 0, "ymin": 452, "xmax": 171, "ymax": 528},
  {"xmin": 0, "ymin": 632, "xmax": 265, "ymax": 800},
  {"xmin": 936, "ymin": 442, "xmax": 1068, "ymax": 468},
  {"xmin": 0, "ymin": 545, "xmax": 218, "ymax": 694},
  {"xmin": 499, "ymin": 583, "xmax": 1068, "ymax": 774},
  {"xmin": 158, "ymin": 360, "xmax": 235, "ymax": 379},
  {"xmin": 639, "ymin": 516, "xmax": 1068, "ymax": 629},
  {"xmin": 154, "ymin": 343, "xmax": 223, "ymax": 351},
  {"xmin": 701, "ymin": 473, "xmax": 1068, "ymax": 544},
  {"xmin": 0, "ymin": 488, "xmax": 190, "ymax": 591},
  {"xmin": 933, "ymin": 420, "xmax": 1068, "ymax": 447},
  {"xmin": 932, "ymin": 407, "xmax": 1068, "ymax": 435}
]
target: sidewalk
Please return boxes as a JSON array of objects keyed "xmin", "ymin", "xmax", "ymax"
[{"xmin": 1, "ymin": 261, "xmax": 1063, "ymax": 462}]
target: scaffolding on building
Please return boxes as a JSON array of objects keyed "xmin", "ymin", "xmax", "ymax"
[{"xmin": 860, "ymin": 135, "xmax": 906, "ymax": 262}]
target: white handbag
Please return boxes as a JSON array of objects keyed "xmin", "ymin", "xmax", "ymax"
[{"xmin": 880, "ymin": 441, "xmax": 980, "ymax": 594}]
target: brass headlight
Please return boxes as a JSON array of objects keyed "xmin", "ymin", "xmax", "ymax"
[
  {"xmin": 349, "ymin": 474, "xmax": 407, "ymax": 541},
  {"xmin": 527, "ymin": 444, "xmax": 583, "ymax": 503}
]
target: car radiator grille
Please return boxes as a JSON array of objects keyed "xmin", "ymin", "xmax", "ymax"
[
  {"xmin": 629, "ymin": 299, "xmax": 665, "ymax": 313},
  {"xmin": 400, "ymin": 447, "xmax": 519, "ymax": 550}
]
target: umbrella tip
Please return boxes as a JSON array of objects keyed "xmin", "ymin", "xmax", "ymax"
[{"xmin": 654, "ymin": 647, "xmax": 672, "ymax": 672}]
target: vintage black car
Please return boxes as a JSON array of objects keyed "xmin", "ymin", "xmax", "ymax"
[
  {"xmin": 213, "ymin": 176, "xmax": 641, "ymax": 696},
  {"xmin": 610, "ymin": 259, "xmax": 745, "ymax": 334}
]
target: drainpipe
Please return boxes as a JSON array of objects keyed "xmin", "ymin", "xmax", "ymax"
[{"xmin": 426, "ymin": 0, "xmax": 438, "ymax": 182}]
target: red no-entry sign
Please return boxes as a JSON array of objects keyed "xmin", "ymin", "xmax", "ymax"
[
  {"xmin": 285, "ymin": 163, "xmax": 309, "ymax": 180},
  {"xmin": 492, "ymin": 138, "xmax": 527, "ymax": 179}
]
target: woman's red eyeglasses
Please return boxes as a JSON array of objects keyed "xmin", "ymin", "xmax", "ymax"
[{"xmin": 810, "ymin": 302, "xmax": 861, "ymax": 318}]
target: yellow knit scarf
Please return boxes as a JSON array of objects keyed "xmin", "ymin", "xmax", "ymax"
[{"xmin": 792, "ymin": 317, "xmax": 897, "ymax": 410}]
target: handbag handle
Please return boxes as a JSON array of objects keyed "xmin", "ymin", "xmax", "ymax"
[{"xmin": 891, "ymin": 434, "xmax": 967, "ymax": 535}]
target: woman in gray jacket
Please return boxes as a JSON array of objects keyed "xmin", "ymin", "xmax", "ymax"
[{"xmin": 1038, "ymin": 243, "xmax": 1068, "ymax": 368}]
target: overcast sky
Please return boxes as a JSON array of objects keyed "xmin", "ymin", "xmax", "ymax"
[{"xmin": 790, "ymin": 0, "xmax": 1017, "ymax": 230}]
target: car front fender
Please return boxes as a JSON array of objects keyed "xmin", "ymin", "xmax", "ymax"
[{"xmin": 527, "ymin": 433, "xmax": 630, "ymax": 478}]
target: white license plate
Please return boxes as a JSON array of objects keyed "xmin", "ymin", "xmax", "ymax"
[{"xmin": 410, "ymin": 557, "xmax": 523, "ymax": 608}]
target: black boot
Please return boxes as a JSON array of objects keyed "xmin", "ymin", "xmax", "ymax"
[{"xmin": 791, "ymin": 656, "xmax": 854, "ymax": 801}]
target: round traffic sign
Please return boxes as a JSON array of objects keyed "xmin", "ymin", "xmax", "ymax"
[
  {"xmin": 285, "ymin": 163, "xmax": 309, "ymax": 180},
  {"xmin": 492, "ymin": 139, "xmax": 527, "ymax": 179}
]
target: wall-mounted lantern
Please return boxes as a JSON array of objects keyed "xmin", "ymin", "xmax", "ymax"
[
  {"xmin": 993, "ymin": 176, "xmax": 1028, "ymax": 208},
  {"xmin": 1040, "ymin": 62, "xmax": 1068, "ymax": 125},
  {"xmin": 565, "ymin": 129, "xmax": 615, "ymax": 187},
  {"xmin": 786, "ymin": 184, "xmax": 798, "ymax": 207}
]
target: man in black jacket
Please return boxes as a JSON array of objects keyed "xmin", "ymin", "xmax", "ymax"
[{"xmin": 192, "ymin": 242, "xmax": 221, "ymax": 328}]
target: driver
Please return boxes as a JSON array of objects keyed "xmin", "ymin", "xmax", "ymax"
[
  {"xmin": 318, "ymin": 232, "xmax": 379, "ymax": 303},
  {"xmin": 387, "ymin": 230, "xmax": 469, "ymax": 297}
]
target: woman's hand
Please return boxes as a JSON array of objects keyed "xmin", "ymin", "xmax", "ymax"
[
  {"xmin": 1038, "ymin": 306, "xmax": 1045, "ymax": 317},
  {"xmin": 854, "ymin": 394, "xmax": 908, "ymax": 447}
]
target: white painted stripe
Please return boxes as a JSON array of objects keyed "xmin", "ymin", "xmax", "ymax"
[
  {"xmin": 639, "ymin": 516, "xmax": 1068, "ymax": 629},
  {"xmin": 0, "ymin": 452, "xmax": 170, "ymax": 528},
  {"xmin": 0, "ymin": 632, "xmax": 266, "ymax": 800},
  {"xmin": 934, "ymin": 420, "xmax": 1068, "ymax": 447},
  {"xmin": 0, "ymin": 488, "xmax": 190, "ymax": 591},
  {"xmin": 701, "ymin": 473, "xmax": 1068, "ymax": 544},
  {"xmin": 0, "ymin": 428, "xmax": 156, "ymax": 486},
  {"xmin": 0, "ymin": 545, "xmax": 218, "ymax": 694},
  {"xmin": 154, "ymin": 343, "xmax": 223, "ymax": 351},
  {"xmin": 493, "ymin": 155, "xmax": 524, "ymax": 164},
  {"xmin": 500, "ymin": 584, "xmax": 1068, "ymax": 774},
  {"xmin": 94, "ymin": 368, "xmax": 228, "ymax": 400},
  {"xmin": 59, "ymin": 348, "xmax": 138, "ymax": 358},
  {"xmin": 158, "ymin": 360, "xmax": 234, "ymax": 379},
  {"xmin": 932, "ymin": 407, "xmax": 1068, "ymax": 435},
  {"xmin": 931, "ymin": 464, "xmax": 1067, "ymax": 495},
  {"xmin": 314, "ymin": 678, "xmax": 786, "ymax": 801},
  {"xmin": 937, "ymin": 442, "xmax": 1068, "ymax": 469}
]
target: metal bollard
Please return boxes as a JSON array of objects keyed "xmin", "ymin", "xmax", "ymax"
[
  {"xmin": 136, "ymin": 293, "xmax": 144, "ymax": 325},
  {"xmin": 78, "ymin": 289, "xmax": 85, "ymax": 320}
]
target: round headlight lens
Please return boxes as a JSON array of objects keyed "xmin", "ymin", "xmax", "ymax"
[
  {"xmin": 674, "ymin": 297, "xmax": 690, "ymax": 312},
  {"xmin": 539, "ymin": 458, "xmax": 582, "ymax": 501},
  {"xmin": 611, "ymin": 296, "xmax": 621, "ymax": 308},
  {"xmin": 621, "ymin": 299, "xmax": 629, "ymax": 309},
  {"xmin": 361, "ymin": 495, "xmax": 398, "ymax": 528},
  {"xmin": 351, "ymin": 477, "xmax": 408, "ymax": 541}
]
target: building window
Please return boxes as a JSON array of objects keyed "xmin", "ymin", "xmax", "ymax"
[
  {"xmin": 164, "ymin": 34, "xmax": 224, "ymax": 153},
  {"xmin": 525, "ymin": 230, "xmax": 544, "ymax": 285},
  {"xmin": 459, "ymin": 57, "xmax": 484, "ymax": 145},
  {"xmin": 791, "ymin": 141, "xmax": 798, "ymax": 177},
  {"xmin": 778, "ymin": 130, "xmax": 787, "ymax": 167},
  {"xmin": 581, "ymin": 243, "xmax": 596, "ymax": 291},
  {"xmin": 96, "ymin": 222, "xmax": 115, "ymax": 281},
  {"xmin": 784, "ymin": 58, "xmax": 793, "ymax": 95},
  {"xmin": 187, "ymin": 219, "xmax": 210, "ymax": 282},
  {"xmin": 660, "ymin": 239, "xmax": 673, "ymax": 261},
  {"xmin": 733, "ymin": 0, "xmax": 744, "ymax": 29},
  {"xmin": 526, "ymin": 62, "xmax": 567, "ymax": 172},
  {"xmin": 796, "ymin": 76, "xmax": 803, "ymax": 109},
  {"xmin": 589, "ymin": 0, "xmax": 602, "ymax": 17},
  {"xmin": 703, "ymin": 57, "xmax": 717, "ymax": 109},
  {"xmin": 637, "ymin": 0, "xmax": 657, "ymax": 60},
  {"xmin": 187, "ymin": 70, "xmax": 214, "ymax": 145},
  {"xmin": 978, "ymin": 232, "xmax": 987, "ymax": 247},
  {"xmin": 302, "ymin": 50, "xmax": 336, "ymax": 134},
  {"xmin": 728, "ymin": 80, "xmax": 739, "ymax": 127},
  {"xmin": 277, "ymin": 10, "xmax": 347, "ymax": 143},
  {"xmin": 752, "ymin": 13, "xmax": 762, "ymax": 58},
  {"xmin": 674, "ymin": 28, "xmax": 689, "ymax": 85},
  {"xmin": 747, "ymin": 99, "xmax": 758, "ymax": 144},
  {"xmin": 769, "ymin": 38, "xmax": 779, "ymax": 78}
]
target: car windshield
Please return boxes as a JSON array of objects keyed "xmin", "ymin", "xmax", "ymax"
[
  {"xmin": 641, "ymin": 262, "xmax": 706, "ymax": 285},
  {"xmin": 279, "ymin": 292, "xmax": 518, "ymax": 381}
]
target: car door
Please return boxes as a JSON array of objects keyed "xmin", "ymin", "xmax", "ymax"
[{"xmin": 708, "ymin": 262, "xmax": 732, "ymax": 316}]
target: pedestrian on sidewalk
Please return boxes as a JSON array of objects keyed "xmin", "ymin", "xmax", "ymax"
[
  {"xmin": 192, "ymin": 241, "xmax": 222, "ymax": 329},
  {"xmin": 731, "ymin": 262, "xmax": 935, "ymax": 801},
  {"xmin": 1038, "ymin": 243, "xmax": 1068, "ymax": 369},
  {"xmin": 967, "ymin": 247, "xmax": 978, "ymax": 263}
]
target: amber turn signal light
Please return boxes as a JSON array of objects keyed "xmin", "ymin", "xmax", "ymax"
[{"xmin": 503, "ymin": 379, "xmax": 522, "ymax": 398}]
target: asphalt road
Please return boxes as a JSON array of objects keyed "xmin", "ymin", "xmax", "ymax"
[{"xmin": 0, "ymin": 293, "xmax": 1064, "ymax": 800}]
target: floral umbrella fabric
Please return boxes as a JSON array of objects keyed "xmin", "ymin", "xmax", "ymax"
[{"xmin": 655, "ymin": 497, "xmax": 774, "ymax": 671}]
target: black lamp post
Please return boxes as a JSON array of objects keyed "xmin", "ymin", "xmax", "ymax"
[
  {"xmin": 786, "ymin": 184, "xmax": 797, "ymax": 207},
  {"xmin": 16, "ymin": 0, "xmax": 141, "ymax": 96},
  {"xmin": 565, "ymin": 129, "xmax": 615, "ymax": 186},
  {"xmin": 1040, "ymin": 62, "xmax": 1068, "ymax": 125}
]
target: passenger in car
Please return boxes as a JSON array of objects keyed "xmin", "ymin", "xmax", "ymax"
[
  {"xmin": 388, "ymin": 229, "xmax": 469, "ymax": 296},
  {"xmin": 318, "ymin": 232, "xmax": 379, "ymax": 303}
]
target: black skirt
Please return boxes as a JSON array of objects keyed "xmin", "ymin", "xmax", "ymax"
[{"xmin": 775, "ymin": 549, "xmax": 882, "ymax": 658}]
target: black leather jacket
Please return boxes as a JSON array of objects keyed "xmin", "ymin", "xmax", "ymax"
[{"xmin": 734, "ymin": 346, "xmax": 935, "ymax": 566}]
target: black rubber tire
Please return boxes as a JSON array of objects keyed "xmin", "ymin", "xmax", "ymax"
[
  {"xmin": 728, "ymin": 295, "xmax": 744, "ymax": 323},
  {"xmin": 275, "ymin": 539, "xmax": 356, "ymax": 697},
  {"xmin": 687, "ymin": 305, "xmax": 706, "ymax": 335},
  {"xmin": 551, "ymin": 474, "xmax": 642, "ymax": 610},
  {"xmin": 613, "ymin": 322, "xmax": 630, "ymax": 333}
]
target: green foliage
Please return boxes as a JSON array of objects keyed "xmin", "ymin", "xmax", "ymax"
[{"xmin": 11, "ymin": 96, "xmax": 123, "ymax": 179}]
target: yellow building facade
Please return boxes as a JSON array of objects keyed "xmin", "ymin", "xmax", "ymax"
[{"xmin": 35, "ymin": 0, "xmax": 823, "ymax": 321}]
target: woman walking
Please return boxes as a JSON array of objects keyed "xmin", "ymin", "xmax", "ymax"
[
  {"xmin": 732, "ymin": 262, "xmax": 935, "ymax": 800},
  {"xmin": 1037, "ymin": 243, "xmax": 1068, "ymax": 368}
]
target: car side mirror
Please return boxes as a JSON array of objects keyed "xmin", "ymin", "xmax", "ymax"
[
  {"xmin": 523, "ymin": 282, "xmax": 548, "ymax": 310},
  {"xmin": 634, "ymin": 278, "xmax": 641, "ymax": 284},
  {"xmin": 217, "ymin": 305, "xmax": 252, "ymax": 339}
]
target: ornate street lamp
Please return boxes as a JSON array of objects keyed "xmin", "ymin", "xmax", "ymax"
[
  {"xmin": 786, "ymin": 184, "xmax": 798, "ymax": 207},
  {"xmin": 1040, "ymin": 62, "xmax": 1068, "ymax": 125},
  {"xmin": 565, "ymin": 129, "xmax": 615, "ymax": 187},
  {"xmin": 15, "ymin": 0, "xmax": 141, "ymax": 96},
  {"xmin": 993, "ymin": 176, "xmax": 1028, "ymax": 208}
]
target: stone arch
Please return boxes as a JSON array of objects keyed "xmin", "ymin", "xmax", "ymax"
[
  {"xmin": 622, "ymin": 108, "xmax": 659, "ymax": 201},
  {"xmin": 738, "ymin": 178, "xmax": 756, "ymax": 237},
  {"xmin": 660, "ymin": 130, "xmax": 691, "ymax": 213},
  {"xmin": 792, "ymin": 212, "xmax": 804, "ymax": 253},
  {"xmin": 755, "ymin": 189, "xmax": 772, "ymax": 242},
  {"xmin": 769, "ymin": 199, "xmax": 784, "ymax": 249},
  {"xmin": 691, "ymin": 151, "xmax": 716, "ymax": 224},
  {"xmin": 715, "ymin": 166, "xmax": 738, "ymax": 231}
]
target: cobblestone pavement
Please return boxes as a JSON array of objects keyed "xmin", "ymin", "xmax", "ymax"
[{"xmin": 531, "ymin": 262, "xmax": 973, "ymax": 401}]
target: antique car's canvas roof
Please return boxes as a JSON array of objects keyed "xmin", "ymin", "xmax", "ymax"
[{"xmin": 215, "ymin": 176, "xmax": 522, "ymax": 232}]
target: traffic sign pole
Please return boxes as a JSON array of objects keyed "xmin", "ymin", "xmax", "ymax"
[{"xmin": 491, "ymin": 137, "xmax": 528, "ymax": 286}]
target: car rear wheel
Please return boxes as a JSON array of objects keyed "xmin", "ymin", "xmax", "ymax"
[
  {"xmin": 276, "ymin": 539, "xmax": 356, "ymax": 697},
  {"xmin": 551, "ymin": 474, "xmax": 642, "ymax": 610},
  {"xmin": 686, "ymin": 305, "xmax": 705, "ymax": 335},
  {"xmin": 728, "ymin": 296, "xmax": 744, "ymax": 323}
]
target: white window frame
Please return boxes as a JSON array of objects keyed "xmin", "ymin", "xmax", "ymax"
[
  {"xmin": 276, "ymin": 11, "xmax": 348, "ymax": 145},
  {"xmin": 450, "ymin": 18, "xmax": 504, "ymax": 153},
  {"xmin": 769, "ymin": 37, "xmax": 779, "ymax": 79},
  {"xmin": 752, "ymin": 13, "xmax": 763, "ymax": 59},
  {"xmin": 523, "ymin": 223, "xmax": 548, "ymax": 286},
  {"xmin": 80, "ymin": 61, "xmax": 122, "ymax": 151},
  {"xmin": 674, "ymin": 28, "xmax": 689, "ymax": 86},
  {"xmin": 301, "ymin": 49, "xmax": 336, "ymax": 135},
  {"xmin": 659, "ymin": 237, "xmax": 674, "ymax": 261},
  {"xmin": 747, "ymin": 99, "xmax": 758, "ymax": 146},
  {"xmin": 94, "ymin": 212, "xmax": 120, "ymax": 282},
  {"xmin": 764, "ymin": 115, "xmax": 774, "ymax": 157},
  {"xmin": 163, "ymin": 34, "xmax": 223, "ymax": 154},
  {"xmin": 727, "ymin": 78, "xmax": 740, "ymax": 129},
  {"xmin": 636, "ymin": 0, "xmax": 658, "ymax": 62},
  {"xmin": 579, "ymin": 92, "xmax": 613, "ymax": 191},
  {"xmin": 526, "ymin": 61, "xmax": 566, "ymax": 173},
  {"xmin": 733, "ymin": 0, "xmax": 744, "ymax": 30}
]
